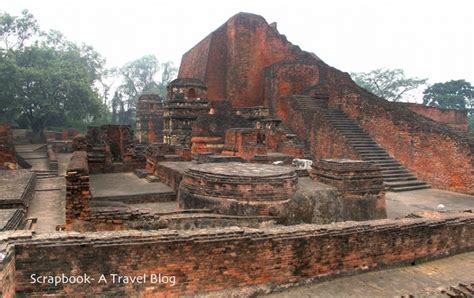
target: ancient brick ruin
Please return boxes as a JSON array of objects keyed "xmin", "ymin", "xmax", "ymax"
[
  {"xmin": 163, "ymin": 78, "xmax": 209, "ymax": 147},
  {"xmin": 136, "ymin": 94, "xmax": 164, "ymax": 144},
  {"xmin": 0, "ymin": 124, "xmax": 17, "ymax": 170},
  {"xmin": 0, "ymin": 12, "xmax": 473, "ymax": 297},
  {"xmin": 179, "ymin": 12, "xmax": 473, "ymax": 194}
]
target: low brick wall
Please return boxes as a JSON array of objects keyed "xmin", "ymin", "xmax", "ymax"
[
  {"xmin": 154, "ymin": 162, "xmax": 185, "ymax": 191},
  {"xmin": 399, "ymin": 102, "xmax": 469, "ymax": 132},
  {"xmin": 3, "ymin": 211, "xmax": 473, "ymax": 296}
]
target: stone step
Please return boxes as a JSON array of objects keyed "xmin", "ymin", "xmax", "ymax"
[
  {"xmin": 330, "ymin": 121, "xmax": 357, "ymax": 125},
  {"xmin": 373, "ymin": 160, "xmax": 401, "ymax": 165},
  {"xmin": 387, "ymin": 183, "xmax": 431, "ymax": 192},
  {"xmin": 145, "ymin": 175, "xmax": 160, "ymax": 183},
  {"xmin": 347, "ymin": 141, "xmax": 378, "ymax": 144},
  {"xmin": 345, "ymin": 136, "xmax": 373, "ymax": 139},
  {"xmin": 357, "ymin": 150, "xmax": 388, "ymax": 154},
  {"xmin": 381, "ymin": 169, "xmax": 411, "ymax": 174},
  {"xmin": 384, "ymin": 180, "xmax": 428, "ymax": 187},
  {"xmin": 331, "ymin": 123, "xmax": 362, "ymax": 130},
  {"xmin": 361, "ymin": 156, "xmax": 391, "ymax": 160},
  {"xmin": 378, "ymin": 166, "xmax": 404, "ymax": 171},
  {"xmin": 360, "ymin": 152, "xmax": 390, "ymax": 156},
  {"xmin": 352, "ymin": 146, "xmax": 382, "ymax": 150},
  {"xmin": 382, "ymin": 172, "xmax": 415, "ymax": 178},
  {"xmin": 344, "ymin": 139, "xmax": 377, "ymax": 145},
  {"xmin": 337, "ymin": 129, "xmax": 366, "ymax": 133},
  {"xmin": 364, "ymin": 158, "xmax": 396, "ymax": 163},
  {"xmin": 383, "ymin": 176, "xmax": 417, "ymax": 182}
]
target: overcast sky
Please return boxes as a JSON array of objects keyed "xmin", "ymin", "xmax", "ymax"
[{"xmin": 2, "ymin": 0, "xmax": 473, "ymax": 88}]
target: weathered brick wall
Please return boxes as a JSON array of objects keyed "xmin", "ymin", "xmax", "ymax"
[
  {"xmin": 191, "ymin": 102, "xmax": 253, "ymax": 154},
  {"xmin": 179, "ymin": 13, "xmax": 317, "ymax": 107},
  {"xmin": 65, "ymin": 151, "xmax": 90, "ymax": 227},
  {"xmin": 136, "ymin": 94, "xmax": 164, "ymax": 144},
  {"xmin": 331, "ymin": 90, "xmax": 474, "ymax": 194},
  {"xmin": 398, "ymin": 102, "xmax": 469, "ymax": 132},
  {"xmin": 8, "ymin": 211, "xmax": 474, "ymax": 296},
  {"xmin": 264, "ymin": 62, "xmax": 320, "ymax": 119},
  {"xmin": 0, "ymin": 123, "xmax": 17, "ymax": 169},
  {"xmin": 178, "ymin": 34, "xmax": 212, "ymax": 88},
  {"xmin": 222, "ymin": 128, "xmax": 267, "ymax": 160},
  {"xmin": 153, "ymin": 162, "xmax": 183, "ymax": 191}
]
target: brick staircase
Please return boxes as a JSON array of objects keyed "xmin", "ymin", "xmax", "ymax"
[{"xmin": 292, "ymin": 95, "xmax": 430, "ymax": 192}]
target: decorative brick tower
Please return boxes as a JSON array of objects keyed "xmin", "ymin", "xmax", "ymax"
[
  {"xmin": 163, "ymin": 78, "xmax": 209, "ymax": 148},
  {"xmin": 136, "ymin": 94, "xmax": 163, "ymax": 144}
]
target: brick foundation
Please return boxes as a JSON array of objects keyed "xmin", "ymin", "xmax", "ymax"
[
  {"xmin": 311, "ymin": 159, "xmax": 387, "ymax": 221},
  {"xmin": 1, "ymin": 211, "xmax": 472, "ymax": 296},
  {"xmin": 179, "ymin": 163, "xmax": 297, "ymax": 216}
]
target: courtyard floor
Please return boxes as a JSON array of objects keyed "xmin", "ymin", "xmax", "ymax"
[{"xmin": 386, "ymin": 188, "xmax": 473, "ymax": 218}]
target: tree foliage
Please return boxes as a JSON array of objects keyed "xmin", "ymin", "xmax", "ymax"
[
  {"xmin": 0, "ymin": 10, "xmax": 108, "ymax": 140},
  {"xmin": 423, "ymin": 80, "xmax": 474, "ymax": 110},
  {"xmin": 422, "ymin": 80, "xmax": 474, "ymax": 132},
  {"xmin": 110, "ymin": 55, "xmax": 177, "ymax": 124},
  {"xmin": 351, "ymin": 68, "xmax": 427, "ymax": 102}
]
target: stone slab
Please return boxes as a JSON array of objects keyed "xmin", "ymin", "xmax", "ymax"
[
  {"xmin": 0, "ymin": 169, "xmax": 35, "ymax": 207},
  {"xmin": 90, "ymin": 172, "xmax": 175, "ymax": 203}
]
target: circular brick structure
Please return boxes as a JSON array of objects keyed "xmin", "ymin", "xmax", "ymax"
[{"xmin": 178, "ymin": 162, "xmax": 297, "ymax": 216}]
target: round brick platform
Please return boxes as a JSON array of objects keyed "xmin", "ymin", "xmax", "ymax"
[{"xmin": 178, "ymin": 162, "xmax": 297, "ymax": 216}]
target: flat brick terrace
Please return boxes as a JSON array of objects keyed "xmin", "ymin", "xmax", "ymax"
[
  {"xmin": 265, "ymin": 251, "xmax": 474, "ymax": 297},
  {"xmin": 89, "ymin": 172, "xmax": 175, "ymax": 204}
]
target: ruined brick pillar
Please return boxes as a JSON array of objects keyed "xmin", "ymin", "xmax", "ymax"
[
  {"xmin": 311, "ymin": 159, "xmax": 387, "ymax": 221},
  {"xmin": 0, "ymin": 123, "xmax": 17, "ymax": 169},
  {"xmin": 65, "ymin": 151, "xmax": 90, "ymax": 226}
]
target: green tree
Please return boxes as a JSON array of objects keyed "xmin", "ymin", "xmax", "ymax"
[
  {"xmin": 351, "ymin": 68, "xmax": 427, "ymax": 102},
  {"xmin": 0, "ymin": 9, "xmax": 39, "ymax": 50},
  {"xmin": 112, "ymin": 56, "xmax": 177, "ymax": 124},
  {"xmin": 423, "ymin": 80, "xmax": 474, "ymax": 133},
  {"xmin": 423, "ymin": 80, "xmax": 474, "ymax": 110},
  {"xmin": 0, "ymin": 11, "xmax": 107, "ymax": 141}
]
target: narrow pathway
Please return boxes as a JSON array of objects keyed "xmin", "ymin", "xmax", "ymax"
[{"xmin": 16, "ymin": 144, "xmax": 70, "ymax": 233}]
